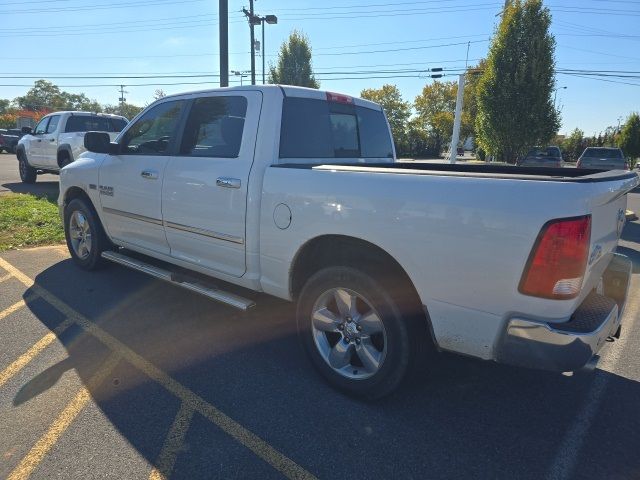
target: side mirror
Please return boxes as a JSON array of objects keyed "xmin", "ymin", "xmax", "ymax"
[
  {"xmin": 21, "ymin": 126, "xmax": 32, "ymax": 134},
  {"xmin": 84, "ymin": 131, "xmax": 118, "ymax": 154}
]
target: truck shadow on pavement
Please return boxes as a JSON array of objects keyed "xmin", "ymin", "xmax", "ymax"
[
  {"xmin": 16, "ymin": 258, "xmax": 640, "ymax": 480},
  {"xmin": 1, "ymin": 181, "xmax": 59, "ymax": 200}
]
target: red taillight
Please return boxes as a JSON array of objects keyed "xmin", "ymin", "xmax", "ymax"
[
  {"xmin": 519, "ymin": 216, "xmax": 591, "ymax": 299},
  {"xmin": 326, "ymin": 92, "xmax": 354, "ymax": 104}
]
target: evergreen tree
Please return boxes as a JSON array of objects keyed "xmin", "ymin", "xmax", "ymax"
[
  {"xmin": 475, "ymin": 0, "xmax": 560, "ymax": 162},
  {"xmin": 268, "ymin": 31, "xmax": 319, "ymax": 88}
]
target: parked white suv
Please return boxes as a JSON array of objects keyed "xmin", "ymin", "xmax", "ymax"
[{"xmin": 16, "ymin": 111, "xmax": 128, "ymax": 183}]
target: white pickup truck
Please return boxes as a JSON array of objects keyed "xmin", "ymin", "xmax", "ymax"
[
  {"xmin": 58, "ymin": 85, "xmax": 638, "ymax": 398},
  {"xmin": 16, "ymin": 111, "xmax": 128, "ymax": 183}
]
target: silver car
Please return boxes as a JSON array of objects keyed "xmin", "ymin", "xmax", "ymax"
[{"xmin": 577, "ymin": 147, "xmax": 629, "ymax": 171}]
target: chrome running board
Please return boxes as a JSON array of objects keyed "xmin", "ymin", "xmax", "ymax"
[{"xmin": 101, "ymin": 250, "xmax": 255, "ymax": 311}]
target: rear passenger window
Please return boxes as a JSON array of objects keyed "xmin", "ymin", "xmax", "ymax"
[
  {"xmin": 279, "ymin": 97, "xmax": 393, "ymax": 159},
  {"xmin": 179, "ymin": 96, "xmax": 247, "ymax": 158},
  {"xmin": 122, "ymin": 100, "xmax": 184, "ymax": 155},
  {"xmin": 65, "ymin": 115, "xmax": 123, "ymax": 133}
]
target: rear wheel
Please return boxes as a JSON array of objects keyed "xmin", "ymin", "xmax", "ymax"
[
  {"xmin": 17, "ymin": 151, "xmax": 37, "ymax": 184},
  {"xmin": 64, "ymin": 198, "xmax": 110, "ymax": 270},
  {"xmin": 297, "ymin": 266, "xmax": 414, "ymax": 399}
]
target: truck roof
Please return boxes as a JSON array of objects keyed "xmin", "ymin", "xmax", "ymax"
[
  {"xmin": 156, "ymin": 84, "xmax": 382, "ymax": 111},
  {"xmin": 41, "ymin": 111, "xmax": 128, "ymax": 119}
]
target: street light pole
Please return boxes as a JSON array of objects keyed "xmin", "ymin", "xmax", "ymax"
[
  {"xmin": 262, "ymin": 19, "xmax": 266, "ymax": 84},
  {"xmin": 553, "ymin": 86, "xmax": 567, "ymax": 107},
  {"xmin": 449, "ymin": 74, "xmax": 465, "ymax": 164}
]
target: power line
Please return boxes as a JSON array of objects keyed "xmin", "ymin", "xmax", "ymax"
[{"xmin": 0, "ymin": 0, "xmax": 207, "ymax": 15}]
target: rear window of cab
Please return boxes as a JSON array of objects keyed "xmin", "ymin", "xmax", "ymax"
[{"xmin": 279, "ymin": 97, "xmax": 394, "ymax": 160}]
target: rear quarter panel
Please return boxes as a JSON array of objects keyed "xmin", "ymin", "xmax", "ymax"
[{"xmin": 259, "ymin": 167, "xmax": 617, "ymax": 359}]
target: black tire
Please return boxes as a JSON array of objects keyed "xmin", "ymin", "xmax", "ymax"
[
  {"xmin": 64, "ymin": 198, "xmax": 110, "ymax": 270},
  {"xmin": 297, "ymin": 266, "xmax": 414, "ymax": 400},
  {"xmin": 17, "ymin": 151, "xmax": 37, "ymax": 184},
  {"xmin": 58, "ymin": 152, "xmax": 72, "ymax": 168}
]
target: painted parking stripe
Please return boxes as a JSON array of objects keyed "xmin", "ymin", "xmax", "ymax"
[
  {"xmin": 149, "ymin": 402, "xmax": 195, "ymax": 480},
  {"xmin": 547, "ymin": 277, "xmax": 640, "ymax": 480},
  {"xmin": 0, "ymin": 318, "xmax": 75, "ymax": 389},
  {"xmin": 0, "ymin": 256, "xmax": 317, "ymax": 480},
  {"xmin": 0, "ymin": 273, "xmax": 12, "ymax": 283},
  {"xmin": 0, "ymin": 293, "xmax": 38, "ymax": 322},
  {"xmin": 7, "ymin": 353, "xmax": 121, "ymax": 480}
]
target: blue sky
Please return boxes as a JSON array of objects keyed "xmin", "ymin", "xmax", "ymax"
[{"xmin": 2, "ymin": 0, "xmax": 639, "ymax": 135}]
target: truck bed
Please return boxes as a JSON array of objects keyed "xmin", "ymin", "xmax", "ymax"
[{"xmin": 274, "ymin": 162, "xmax": 638, "ymax": 183}]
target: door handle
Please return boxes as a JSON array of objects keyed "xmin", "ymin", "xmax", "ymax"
[
  {"xmin": 140, "ymin": 170, "xmax": 158, "ymax": 180},
  {"xmin": 216, "ymin": 177, "xmax": 241, "ymax": 189}
]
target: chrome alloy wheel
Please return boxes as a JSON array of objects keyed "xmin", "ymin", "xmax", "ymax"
[
  {"xmin": 311, "ymin": 287, "xmax": 387, "ymax": 380},
  {"xmin": 69, "ymin": 210, "xmax": 92, "ymax": 259}
]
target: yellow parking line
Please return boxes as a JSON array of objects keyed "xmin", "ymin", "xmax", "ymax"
[
  {"xmin": 149, "ymin": 402, "xmax": 195, "ymax": 480},
  {"xmin": 0, "ymin": 293, "xmax": 38, "ymax": 322},
  {"xmin": 0, "ymin": 318, "xmax": 75, "ymax": 389},
  {"xmin": 0, "ymin": 273, "xmax": 12, "ymax": 283},
  {"xmin": 0, "ymin": 256, "xmax": 317, "ymax": 480},
  {"xmin": 7, "ymin": 353, "xmax": 120, "ymax": 480}
]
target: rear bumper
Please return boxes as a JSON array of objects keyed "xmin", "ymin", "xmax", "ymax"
[{"xmin": 497, "ymin": 253, "xmax": 632, "ymax": 372}]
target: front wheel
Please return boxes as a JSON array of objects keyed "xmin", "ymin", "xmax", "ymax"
[
  {"xmin": 18, "ymin": 152, "xmax": 37, "ymax": 183},
  {"xmin": 297, "ymin": 266, "xmax": 413, "ymax": 399},
  {"xmin": 64, "ymin": 198, "xmax": 109, "ymax": 270}
]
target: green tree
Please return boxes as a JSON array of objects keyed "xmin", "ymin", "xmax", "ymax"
[
  {"xmin": 560, "ymin": 128, "xmax": 585, "ymax": 161},
  {"xmin": 618, "ymin": 112, "xmax": 640, "ymax": 166},
  {"xmin": 475, "ymin": 0, "xmax": 560, "ymax": 163},
  {"xmin": 0, "ymin": 99, "xmax": 11, "ymax": 114},
  {"xmin": 360, "ymin": 84, "xmax": 410, "ymax": 155},
  {"xmin": 103, "ymin": 103, "xmax": 143, "ymax": 120},
  {"xmin": 15, "ymin": 80, "xmax": 64, "ymax": 110},
  {"xmin": 414, "ymin": 81, "xmax": 457, "ymax": 153},
  {"xmin": 268, "ymin": 30, "xmax": 319, "ymax": 88},
  {"xmin": 15, "ymin": 80, "xmax": 102, "ymax": 112}
]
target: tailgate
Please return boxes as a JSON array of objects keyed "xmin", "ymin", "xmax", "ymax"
[{"xmin": 582, "ymin": 172, "xmax": 639, "ymax": 294}]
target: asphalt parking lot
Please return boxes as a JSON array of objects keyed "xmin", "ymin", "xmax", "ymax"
[
  {"xmin": 0, "ymin": 151, "xmax": 58, "ymax": 198},
  {"xmin": 1, "ymin": 166, "xmax": 639, "ymax": 479}
]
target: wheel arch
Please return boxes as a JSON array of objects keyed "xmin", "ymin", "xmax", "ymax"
[
  {"xmin": 290, "ymin": 234, "xmax": 438, "ymax": 358},
  {"xmin": 57, "ymin": 144, "xmax": 73, "ymax": 168}
]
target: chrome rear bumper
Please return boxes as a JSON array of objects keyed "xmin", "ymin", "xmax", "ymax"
[{"xmin": 498, "ymin": 254, "xmax": 632, "ymax": 372}]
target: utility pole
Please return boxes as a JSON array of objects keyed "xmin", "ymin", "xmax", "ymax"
[
  {"xmin": 219, "ymin": 0, "xmax": 228, "ymax": 87},
  {"xmin": 448, "ymin": 74, "xmax": 465, "ymax": 164},
  {"xmin": 262, "ymin": 19, "xmax": 266, "ymax": 84},
  {"xmin": 118, "ymin": 85, "xmax": 127, "ymax": 116},
  {"xmin": 242, "ymin": 1, "xmax": 257, "ymax": 85},
  {"xmin": 249, "ymin": 0, "xmax": 256, "ymax": 85}
]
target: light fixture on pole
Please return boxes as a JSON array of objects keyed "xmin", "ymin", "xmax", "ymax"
[
  {"xmin": 553, "ymin": 86, "xmax": 567, "ymax": 106},
  {"xmin": 243, "ymin": 9, "xmax": 277, "ymax": 85}
]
